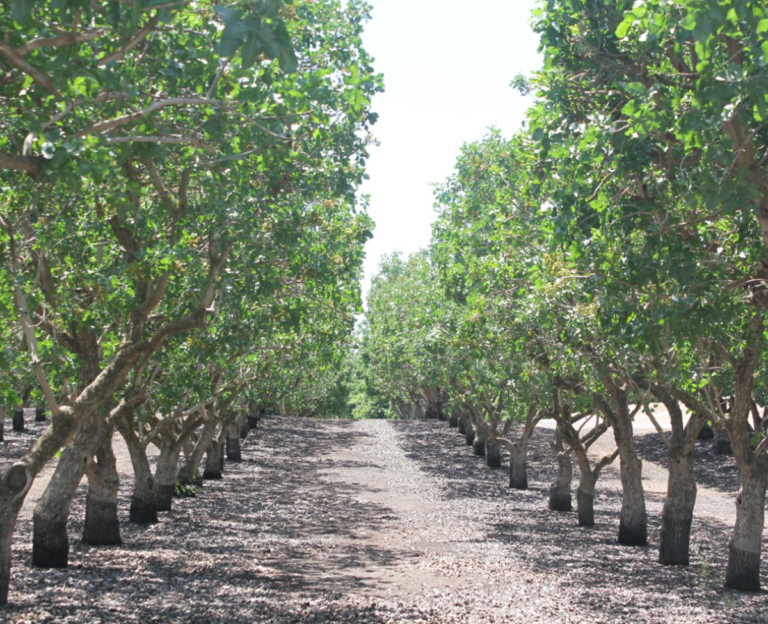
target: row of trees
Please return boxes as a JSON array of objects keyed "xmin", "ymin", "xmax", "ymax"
[
  {"xmin": 0, "ymin": 0, "xmax": 381, "ymax": 604},
  {"xmin": 362, "ymin": 0, "xmax": 768, "ymax": 592}
]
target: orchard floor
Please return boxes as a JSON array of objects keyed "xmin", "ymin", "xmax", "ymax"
[{"xmin": 2, "ymin": 415, "xmax": 768, "ymax": 623}]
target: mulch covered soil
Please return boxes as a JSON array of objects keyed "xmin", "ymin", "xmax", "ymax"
[{"xmin": 1, "ymin": 415, "xmax": 768, "ymax": 623}]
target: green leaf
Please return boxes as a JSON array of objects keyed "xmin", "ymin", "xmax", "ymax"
[
  {"xmin": 12, "ymin": 0, "xmax": 38, "ymax": 23},
  {"xmin": 615, "ymin": 14, "xmax": 636, "ymax": 39}
]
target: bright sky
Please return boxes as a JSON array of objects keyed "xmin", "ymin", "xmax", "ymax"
[{"xmin": 359, "ymin": 0, "xmax": 543, "ymax": 295}]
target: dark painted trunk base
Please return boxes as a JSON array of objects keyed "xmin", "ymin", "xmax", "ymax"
[
  {"xmin": 449, "ymin": 414, "xmax": 459, "ymax": 428},
  {"xmin": 485, "ymin": 442, "xmax": 501, "ymax": 468},
  {"xmin": 32, "ymin": 518, "xmax": 69, "ymax": 568},
  {"xmin": 577, "ymin": 489, "xmax": 595, "ymax": 527},
  {"xmin": 129, "ymin": 496, "xmax": 159, "ymax": 524},
  {"xmin": 472, "ymin": 438, "xmax": 485, "ymax": 457},
  {"xmin": 82, "ymin": 500, "xmax": 122, "ymax": 545},
  {"xmin": 35, "ymin": 408, "xmax": 46, "ymax": 422},
  {"xmin": 247, "ymin": 416, "xmax": 258, "ymax": 430},
  {"xmin": 226, "ymin": 438, "xmax": 241, "ymax": 462},
  {"xmin": 465, "ymin": 429, "xmax": 475, "ymax": 446},
  {"xmin": 725, "ymin": 545, "xmax": 761, "ymax": 591},
  {"xmin": 203, "ymin": 469, "xmax": 223, "ymax": 480},
  {"xmin": 549, "ymin": 486, "xmax": 572, "ymax": 512},
  {"xmin": 12, "ymin": 411, "xmax": 23, "ymax": 432},
  {"xmin": 457, "ymin": 419, "xmax": 466, "ymax": 435},
  {"xmin": 716, "ymin": 438, "xmax": 733, "ymax": 455},
  {"xmin": 156, "ymin": 485, "xmax": 174, "ymax": 512},
  {"xmin": 658, "ymin": 518, "xmax": 692, "ymax": 565},
  {"xmin": 239, "ymin": 425, "xmax": 249, "ymax": 440},
  {"xmin": 509, "ymin": 460, "xmax": 528, "ymax": 490},
  {"xmin": 697, "ymin": 425, "xmax": 714, "ymax": 440},
  {"xmin": 618, "ymin": 520, "xmax": 648, "ymax": 546}
]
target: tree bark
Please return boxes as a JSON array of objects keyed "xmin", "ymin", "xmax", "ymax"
[
  {"xmin": 577, "ymin": 470, "xmax": 597, "ymax": 527},
  {"xmin": 116, "ymin": 416, "xmax": 157, "ymax": 524},
  {"xmin": 725, "ymin": 466, "xmax": 768, "ymax": 591},
  {"xmin": 659, "ymin": 449, "xmax": 696, "ymax": 565},
  {"xmin": 549, "ymin": 427, "xmax": 573, "ymax": 512},
  {"xmin": 32, "ymin": 416, "xmax": 100, "ymax": 567},
  {"xmin": 0, "ymin": 463, "xmax": 32, "ymax": 604},
  {"xmin": 155, "ymin": 440, "xmax": 182, "ymax": 512},
  {"xmin": 509, "ymin": 441, "xmax": 528, "ymax": 490},
  {"xmin": 226, "ymin": 421, "xmax": 241, "ymax": 462},
  {"xmin": 457, "ymin": 416, "xmax": 466, "ymax": 435},
  {"xmin": 472, "ymin": 426, "xmax": 487, "ymax": 457},
  {"xmin": 35, "ymin": 408, "xmax": 46, "ymax": 422},
  {"xmin": 12, "ymin": 410, "xmax": 23, "ymax": 432},
  {"xmin": 204, "ymin": 439, "xmax": 224, "ymax": 480},
  {"xmin": 82, "ymin": 429, "xmax": 122, "ymax": 545},
  {"xmin": 485, "ymin": 439, "xmax": 501, "ymax": 468}
]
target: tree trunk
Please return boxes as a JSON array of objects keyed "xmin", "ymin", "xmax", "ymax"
[
  {"xmin": 178, "ymin": 420, "xmax": 217, "ymax": 485},
  {"xmin": 549, "ymin": 429, "xmax": 573, "ymax": 512},
  {"xmin": 509, "ymin": 441, "xmax": 528, "ymax": 490},
  {"xmin": 247, "ymin": 415, "xmax": 258, "ymax": 430},
  {"xmin": 204, "ymin": 440, "xmax": 224, "ymax": 480},
  {"xmin": 117, "ymin": 419, "xmax": 157, "ymax": 524},
  {"xmin": 463, "ymin": 417, "xmax": 475, "ymax": 445},
  {"xmin": 449, "ymin": 411, "xmax": 459, "ymax": 428},
  {"xmin": 35, "ymin": 408, "xmax": 46, "ymax": 423},
  {"xmin": 226, "ymin": 422, "xmax": 241, "ymax": 462},
  {"xmin": 472, "ymin": 426, "xmax": 487, "ymax": 457},
  {"xmin": 155, "ymin": 441, "xmax": 182, "ymax": 512},
  {"xmin": 0, "ymin": 414, "xmax": 4, "ymax": 442},
  {"xmin": 457, "ymin": 417, "xmax": 466, "ymax": 435},
  {"xmin": 715, "ymin": 427, "xmax": 733, "ymax": 455},
  {"xmin": 0, "ymin": 464, "xmax": 32, "ymax": 604},
  {"xmin": 32, "ymin": 417, "xmax": 99, "ymax": 567},
  {"xmin": 724, "ymin": 466, "xmax": 768, "ymax": 591},
  {"xmin": 659, "ymin": 449, "xmax": 696, "ymax": 565},
  {"xmin": 612, "ymin": 409, "xmax": 648, "ymax": 546},
  {"xmin": 577, "ymin": 470, "xmax": 597, "ymax": 527},
  {"xmin": 82, "ymin": 430, "xmax": 122, "ymax": 545},
  {"xmin": 485, "ymin": 439, "xmax": 501, "ymax": 468},
  {"xmin": 12, "ymin": 410, "xmax": 23, "ymax": 432}
]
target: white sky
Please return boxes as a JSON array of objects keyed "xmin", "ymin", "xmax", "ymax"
[{"xmin": 358, "ymin": 0, "xmax": 543, "ymax": 296}]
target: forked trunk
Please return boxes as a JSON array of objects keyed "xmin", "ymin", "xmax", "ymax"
[
  {"xmin": 485, "ymin": 439, "xmax": 501, "ymax": 468},
  {"xmin": 472, "ymin": 427, "xmax": 487, "ymax": 457},
  {"xmin": 659, "ymin": 450, "xmax": 696, "ymax": 565},
  {"xmin": 82, "ymin": 430, "xmax": 122, "ymax": 545},
  {"xmin": 509, "ymin": 441, "xmax": 528, "ymax": 490},
  {"xmin": 549, "ymin": 429, "xmax": 573, "ymax": 512},
  {"xmin": 725, "ymin": 466, "xmax": 768, "ymax": 591}
]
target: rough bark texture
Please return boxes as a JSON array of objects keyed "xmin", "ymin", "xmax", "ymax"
[
  {"xmin": 472, "ymin": 427, "xmax": 487, "ymax": 457},
  {"xmin": 725, "ymin": 467, "xmax": 768, "ymax": 590},
  {"xmin": 549, "ymin": 429, "xmax": 573, "ymax": 512},
  {"xmin": 82, "ymin": 431, "xmax": 122, "ymax": 545},
  {"xmin": 0, "ymin": 463, "xmax": 31, "ymax": 604},
  {"xmin": 659, "ymin": 451, "xmax": 697, "ymax": 565},
  {"xmin": 509, "ymin": 442, "xmax": 528, "ymax": 490},
  {"xmin": 607, "ymin": 390, "xmax": 648, "ymax": 546},
  {"xmin": 485, "ymin": 440, "xmax": 501, "ymax": 468}
]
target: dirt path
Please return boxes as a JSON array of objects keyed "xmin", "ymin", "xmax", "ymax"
[{"xmin": 2, "ymin": 416, "xmax": 767, "ymax": 623}]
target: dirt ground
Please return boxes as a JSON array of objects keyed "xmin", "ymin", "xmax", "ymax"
[{"xmin": 1, "ymin": 412, "xmax": 767, "ymax": 623}]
